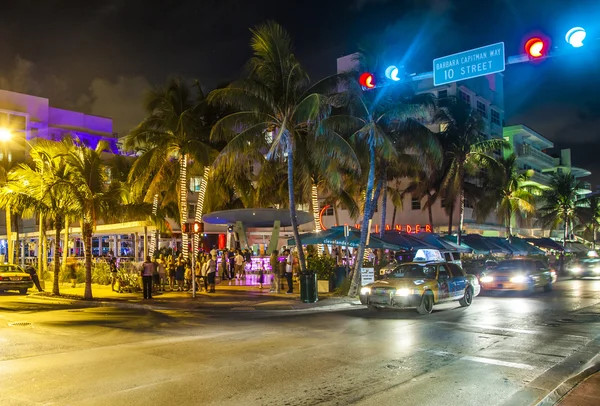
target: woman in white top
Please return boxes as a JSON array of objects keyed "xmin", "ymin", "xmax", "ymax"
[
  {"xmin": 285, "ymin": 250, "xmax": 294, "ymax": 294},
  {"xmin": 207, "ymin": 256, "xmax": 217, "ymax": 293}
]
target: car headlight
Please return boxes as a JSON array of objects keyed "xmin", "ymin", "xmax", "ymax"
[
  {"xmin": 593, "ymin": 267, "xmax": 600, "ymax": 274},
  {"xmin": 480, "ymin": 276, "xmax": 493, "ymax": 283},
  {"xmin": 510, "ymin": 275, "xmax": 527, "ymax": 283},
  {"xmin": 360, "ymin": 287, "xmax": 371, "ymax": 295},
  {"xmin": 570, "ymin": 267, "xmax": 582, "ymax": 273},
  {"xmin": 395, "ymin": 288, "xmax": 410, "ymax": 296}
]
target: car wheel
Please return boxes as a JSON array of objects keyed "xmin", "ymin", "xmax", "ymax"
[
  {"xmin": 19, "ymin": 288, "xmax": 28, "ymax": 295},
  {"xmin": 459, "ymin": 287, "xmax": 473, "ymax": 307},
  {"xmin": 367, "ymin": 305, "xmax": 381, "ymax": 312},
  {"xmin": 416, "ymin": 292, "xmax": 434, "ymax": 315},
  {"xmin": 543, "ymin": 281, "xmax": 552, "ymax": 292}
]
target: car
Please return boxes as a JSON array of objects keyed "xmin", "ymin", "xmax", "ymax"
[
  {"xmin": 0, "ymin": 264, "xmax": 34, "ymax": 294},
  {"xmin": 567, "ymin": 258, "xmax": 600, "ymax": 278},
  {"xmin": 479, "ymin": 258, "xmax": 555, "ymax": 292},
  {"xmin": 359, "ymin": 261, "xmax": 480, "ymax": 314}
]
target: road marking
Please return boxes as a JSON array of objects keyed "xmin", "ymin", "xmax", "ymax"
[
  {"xmin": 436, "ymin": 321, "xmax": 539, "ymax": 335},
  {"xmin": 461, "ymin": 355, "xmax": 535, "ymax": 370}
]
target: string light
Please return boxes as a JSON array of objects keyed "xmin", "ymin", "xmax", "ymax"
[
  {"xmin": 312, "ymin": 184, "xmax": 324, "ymax": 254},
  {"xmin": 193, "ymin": 167, "xmax": 210, "ymax": 253},
  {"xmin": 149, "ymin": 194, "xmax": 159, "ymax": 258},
  {"xmin": 180, "ymin": 154, "xmax": 188, "ymax": 260}
]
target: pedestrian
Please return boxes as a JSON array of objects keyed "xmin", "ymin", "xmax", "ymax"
[
  {"xmin": 25, "ymin": 265, "xmax": 44, "ymax": 292},
  {"xmin": 157, "ymin": 254, "xmax": 167, "ymax": 291},
  {"xmin": 285, "ymin": 250, "xmax": 294, "ymax": 294},
  {"xmin": 244, "ymin": 248, "xmax": 252, "ymax": 274},
  {"xmin": 207, "ymin": 254, "xmax": 216, "ymax": 293},
  {"xmin": 201, "ymin": 254, "xmax": 209, "ymax": 292},
  {"xmin": 210, "ymin": 245, "xmax": 218, "ymax": 261},
  {"xmin": 67, "ymin": 256, "xmax": 78, "ymax": 288},
  {"xmin": 184, "ymin": 261, "xmax": 192, "ymax": 291},
  {"xmin": 269, "ymin": 250, "xmax": 279, "ymax": 293},
  {"xmin": 109, "ymin": 257, "xmax": 118, "ymax": 292},
  {"xmin": 168, "ymin": 255, "xmax": 176, "ymax": 291},
  {"xmin": 228, "ymin": 249, "xmax": 235, "ymax": 279},
  {"xmin": 218, "ymin": 253, "xmax": 227, "ymax": 280},
  {"xmin": 194, "ymin": 259, "xmax": 202, "ymax": 292},
  {"xmin": 152, "ymin": 256, "xmax": 160, "ymax": 292},
  {"xmin": 175, "ymin": 258, "xmax": 185, "ymax": 291},
  {"xmin": 258, "ymin": 263, "xmax": 265, "ymax": 289},
  {"xmin": 235, "ymin": 250, "xmax": 244, "ymax": 280},
  {"xmin": 141, "ymin": 255, "xmax": 154, "ymax": 299}
]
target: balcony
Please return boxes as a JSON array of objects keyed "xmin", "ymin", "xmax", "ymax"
[
  {"xmin": 517, "ymin": 143, "xmax": 555, "ymax": 167},
  {"xmin": 525, "ymin": 171, "xmax": 552, "ymax": 187}
]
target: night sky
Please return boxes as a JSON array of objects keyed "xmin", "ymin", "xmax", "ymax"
[{"xmin": 1, "ymin": 0, "xmax": 599, "ymax": 183}]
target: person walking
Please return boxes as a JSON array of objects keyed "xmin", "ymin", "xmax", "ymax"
[
  {"xmin": 67, "ymin": 256, "xmax": 78, "ymax": 288},
  {"xmin": 109, "ymin": 257, "xmax": 118, "ymax": 292},
  {"xmin": 157, "ymin": 254, "xmax": 167, "ymax": 292},
  {"xmin": 141, "ymin": 256, "xmax": 154, "ymax": 299},
  {"xmin": 206, "ymin": 254, "xmax": 216, "ymax": 293},
  {"xmin": 201, "ymin": 253, "xmax": 209, "ymax": 292},
  {"xmin": 228, "ymin": 249, "xmax": 235, "ymax": 279},
  {"xmin": 234, "ymin": 250, "xmax": 244, "ymax": 280},
  {"xmin": 175, "ymin": 257, "xmax": 185, "ymax": 291},
  {"xmin": 269, "ymin": 250, "xmax": 279, "ymax": 293},
  {"xmin": 25, "ymin": 265, "xmax": 44, "ymax": 292},
  {"xmin": 285, "ymin": 250, "xmax": 294, "ymax": 294}
]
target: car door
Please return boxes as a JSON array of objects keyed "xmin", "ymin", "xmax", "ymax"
[
  {"xmin": 436, "ymin": 265, "xmax": 452, "ymax": 302},
  {"xmin": 448, "ymin": 263, "xmax": 467, "ymax": 299},
  {"xmin": 535, "ymin": 260, "xmax": 551, "ymax": 284}
]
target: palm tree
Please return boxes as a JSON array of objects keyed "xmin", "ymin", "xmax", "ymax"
[
  {"xmin": 124, "ymin": 78, "xmax": 215, "ymax": 261},
  {"xmin": 66, "ymin": 140, "xmax": 124, "ymax": 299},
  {"xmin": 579, "ymin": 195, "xmax": 600, "ymax": 249},
  {"xmin": 475, "ymin": 154, "xmax": 539, "ymax": 242},
  {"xmin": 324, "ymin": 78, "xmax": 437, "ymax": 296},
  {"xmin": 434, "ymin": 96, "xmax": 508, "ymax": 245},
  {"xmin": 208, "ymin": 21, "xmax": 346, "ymax": 272},
  {"xmin": 538, "ymin": 172, "xmax": 584, "ymax": 247}
]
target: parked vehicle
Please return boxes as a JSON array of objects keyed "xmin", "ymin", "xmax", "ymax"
[
  {"xmin": 0, "ymin": 264, "xmax": 34, "ymax": 294},
  {"xmin": 479, "ymin": 258, "xmax": 555, "ymax": 292},
  {"xmin": 359, "ymin": 261, "xmax": 480, "ymax": 314}
]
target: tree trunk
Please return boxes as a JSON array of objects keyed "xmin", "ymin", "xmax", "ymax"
[
  {"xmin": 593, "ymin": 223, "xmax": 596, "ymax": 250},
  {"xmin": 391, "ymin": 204, "xmax": 397, "ymax": 229},
  {"xmin": 447, "ymin": 203, "xmax": 454, "ymax": 235},
  {"xmin": 379, "ymin": 170, "xmax": 387, "ymax": 239},
  {"xmin": 311, "ymin": 182, "xmax": 324, "ymax": 255},
  {"xmin": 14, "ymin": 213, "xmax": 19, "ymax": 265},
  {"xmin": 149, "ymin": 194, "xmax": 159, "ymax": 258},
  {"xmin": 38, "ymin": 215, "xmax": 45, "ymax": 277},
  {"xmin": 287, "ymin": 137, "xmax": 307, "ymax": 272},
  {"xmin": 41, "ymin": 220, "xmax": 47, "ymax": 278},
  {"xmin": 62, "ymin": 215, "xmax": 69, "ymax": 274},
  {"xmin": 563, "ymin": 215, "xmax": 568, "ymax": 248},
  {"xmin": 179, "ymin": 154, "xmax": 189, "ymax": 260},
  {"xmin": 427, "ymin": 194, "xmax": 434, "ymax": 227},
  {"xmin": 333, "ymin": 203, "xmax": 340, "ymax": 227},
  {"xmin": 5, "ymin": 204, "xmax": 12, "ymax": 264},
  {"xmin": 193, "ymin": 167, "xmax": 210, "ymax": 258},
  {"xmin": 349, "ymin": 143, "xmax": 376, "ymax": 297},
  {"xmin": 506, "ymin": 208, "xmax": 512, "ymax": 243},
  {"xmin": 53, "ymin": 216, "xmax": 64, "ymax": 295},
  {"xmin": 83, "ymin": 221, "xmax": 93, "ymax": 299},
  {"xmin": 457, "ymin": 163, "xmax": 465, "ymax": 246}
]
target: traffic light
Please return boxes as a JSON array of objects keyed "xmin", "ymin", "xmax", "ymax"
[
  {"xmin": 182, "ymin": 222, "xmax": 204, "ymax": 234},
  {"xmin": 566, "ymin": 27, "xmax": 586, "ymax": 47},
  {"xmin": 525, "ymin": 36, "xmax": 549, "ymax": 59},
  {"xmin": 359, "ymin": 72, "xmax": 375, "ymax": 89}
]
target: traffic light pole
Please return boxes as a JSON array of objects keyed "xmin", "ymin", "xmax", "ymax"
[{"xmin": 190, "ymin": 232, "xmax": 196, "ymax": 298}]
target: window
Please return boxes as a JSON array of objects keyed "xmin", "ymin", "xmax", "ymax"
[
  {"xmin": 437, "ymin": 266, "xmax": 449, "ymax": 280},
  {"xmin": 459, "ymin": 90, "xmax": 470, "ymax": 104},
  {"xmin": 477, "ymin": 100, "xmax": 487, "ymax": 118},
  {"xmin": 491, "ymin": 109, "xmax": 500, "ymax": 125},
  {"xmin": 189, "ymin": 177, "xmax": 202, "ymax": 192},
  {"xmin": 448, "ymin": 263, "xmax": 465, "ymax": 277},
  {"xmin": 321, "ymin": 205, "xmax": 334, "ymax": 216},
  {"xmin": 411, "ymin": 196, "xmax": 421, "ymax": 210},
  {"xmin": 464, "ymin": 198, "xmax": 473, "ymax": 209},
  {"xmin": 10, "ymin": 115, "xmax": 26, "ymax": 131},
  {"xmin": 438, "ymin": 89, "xmax": 447, "ymax": 99}
]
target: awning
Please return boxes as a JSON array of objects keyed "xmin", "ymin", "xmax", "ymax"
[
  {"xmin": 510, "ymin": 237, "xmax": 545, "ymax": 255},
  {"xmin": 526, "ymin": 237, "xmax": 565, "ymax": 251},
  {"xmin": 287, "ymin": 227, "xmax": 404, "ymax": 251},
  {"xmin": 444, "ymin": 234, "xmax": 510, "ymax": 255},
  {"xmin": 566, "ymin": 241, "xmax": 590, "ymax": 254},
  {"xmin": 415, "ymin": 233, "xmax": 472, "ymax": 253},
  {"xmin": 380, "ymin": 231, "xmax": 436, "ymax": 252}
]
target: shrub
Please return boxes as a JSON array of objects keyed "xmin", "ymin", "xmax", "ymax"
[{"xmin": 307, "ymin": 254, "xmax": 336, "ymax": 280}]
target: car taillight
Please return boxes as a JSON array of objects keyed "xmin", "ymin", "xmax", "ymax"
[
  {"xmin": 22, "ymin": 276, "xmax": 31, "ymax": 281},
  {"xmin": 0, "ymin": 276, "xmax": 3, "ymax": 281}
]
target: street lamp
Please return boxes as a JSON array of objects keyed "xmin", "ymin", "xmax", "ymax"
[{"xmin": 0, "ymin": 128, "xmax": 12, "ymax": 142}]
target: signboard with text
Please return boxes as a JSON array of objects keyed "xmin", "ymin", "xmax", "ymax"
[
  {"xmin": 361, "ymin": 268, "xmax": 375, "ymax": 286},
  {"xmin": 433, "ymin": 42, "xmax": 505, "ymax": 86}
]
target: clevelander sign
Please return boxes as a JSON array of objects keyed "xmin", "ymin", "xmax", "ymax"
[{"xmin": 433, "ymin": 42, "xmax": 505, "ymax": 86}]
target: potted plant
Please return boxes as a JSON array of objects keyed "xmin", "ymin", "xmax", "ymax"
[{"xmin": 307, "ymin": 254, "xmax": 336, "ymax": 293}]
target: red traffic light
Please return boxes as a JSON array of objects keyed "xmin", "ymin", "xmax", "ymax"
[
  {"xmin": 192, "ymin": 221, "xmax": 204, "ymax": 234},
  {"xmin": 359, "ymin": 72, "xmax": 375, "ymax": 89},
  {"xmin": 525, "ymin": 37, "xmax": 549, "ymax": 59}
]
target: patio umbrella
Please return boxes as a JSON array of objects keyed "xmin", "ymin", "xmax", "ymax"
[{"xmin": 287, "ymin": 226, "xmax": 404, "ymax": 250}]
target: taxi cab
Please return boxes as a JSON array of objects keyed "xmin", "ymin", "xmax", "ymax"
[
  {"xmin": 359, "ymin": 256, "xmax": 480, "ymax": 315},
  {"xmin": 0, "ymin": 264, "xmax": 34, "ymax": 294},
  {"xmin": 479, "ymin": 258, "xmax": 555, "ymax": 292}
]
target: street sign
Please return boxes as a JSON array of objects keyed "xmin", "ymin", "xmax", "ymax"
[{"xmin": 433, "ymin": 42, "xmax": 505, "ymax": 86}]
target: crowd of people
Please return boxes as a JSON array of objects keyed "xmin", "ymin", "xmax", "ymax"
[{"xmin": 115, "ymin": 247, "xmax": 300, "ymax": 299}]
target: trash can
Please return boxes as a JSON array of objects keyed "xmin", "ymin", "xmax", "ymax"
[{"xmin": 300, "ymin": 271, "xmax": 318, "ymax": 303}]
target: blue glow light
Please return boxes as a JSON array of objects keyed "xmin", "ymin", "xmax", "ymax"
[
  {"xmin": 566, "ymin": 27, "xmax": 586, "ymax": 47},
  {"xmin": 385, "ymin": 65, "xmax": 401, "ymax": 81}
]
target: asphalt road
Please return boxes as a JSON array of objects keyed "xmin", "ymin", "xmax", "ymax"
[{"xmin": 1, "ymin": 279, "xmax": 599, "ymax": 406}]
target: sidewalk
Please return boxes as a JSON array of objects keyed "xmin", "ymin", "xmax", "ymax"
[
  {"xmin": 558, "ymin": 372, "xmax": 600, "ymax": 406},
  {"xmin": 30, "ymin": 279, "xmax": 360, "ymax": 313}
]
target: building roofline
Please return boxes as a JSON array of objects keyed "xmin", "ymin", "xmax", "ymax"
[{"xmin": 503, "ymin": 124, "xmax": 553, "ymax": 148}]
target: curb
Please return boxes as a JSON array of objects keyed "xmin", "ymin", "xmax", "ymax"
[
  {"xmin": 26, "ymin": 293, "xmax": 362, "ymax": 314},
  {"xmin": 537, "ymin": 356, "xmax": 600, "ymax": 406}
]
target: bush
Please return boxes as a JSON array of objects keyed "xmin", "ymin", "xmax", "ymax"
[
  {"xmin": 92, "ymin": 261, "xmax": 112, "ymax": 285},
  {"xmin": 307, "ymin": 254, "xmax": 336, "ymax": 280}
]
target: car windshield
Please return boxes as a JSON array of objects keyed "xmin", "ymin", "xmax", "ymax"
[
  {"xmin": 0, "ymin": 265, "xmax": 25, "ymax": 273},
  {"xmin": 496, "ymin": 260, "xmax": 533, "ymax": 272},
  {"xmin": 388, "ymin": 264, "xmax": 436, "ymax": 279}
]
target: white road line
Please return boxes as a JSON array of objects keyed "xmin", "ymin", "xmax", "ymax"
[
  {"xmin": 461, "ymin": 355, "xmax": 535, "ymax": 370},
  {"xmin": 436, "ymin": 321, "xmax": 539, "ymax": 335}
]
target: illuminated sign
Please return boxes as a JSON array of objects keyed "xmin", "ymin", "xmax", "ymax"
[
  {"xmin": 359, "ymin": 72, "xmax": 375, "ymax": 89},
  {"xmin": 566, "ymin": 27, "xmax": 586, "ymax": 48}
]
